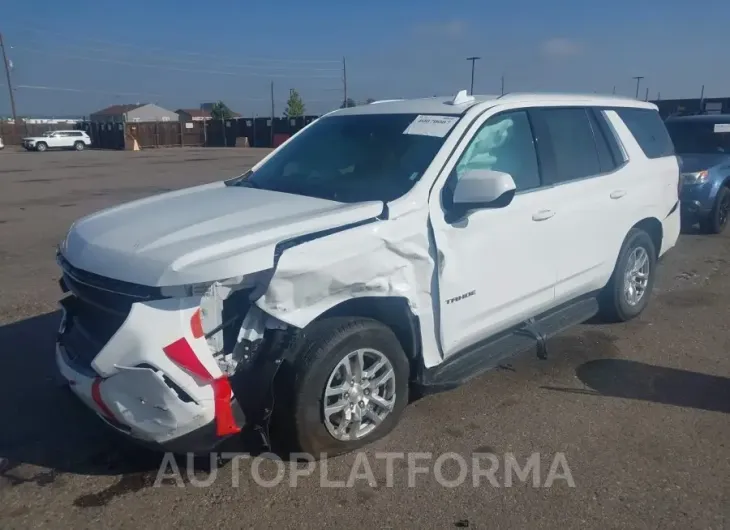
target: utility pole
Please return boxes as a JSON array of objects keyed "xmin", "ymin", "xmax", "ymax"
[
  {"xmin": 0, "ymin": 33, "xmax": 18, "ymax": 139},
  {"xmin": 612, "ymin": 85, "xmax": 616, "ymax": 94},
  {"xmin": 466, "ymin": 56, "xmax": 480, "ymax": 95},
  {"xmin": 270, "ymin": 80, "xmax": 274, "ymax": 147},
  {"xmin": 342, "ymin": 57, "xmax": 347, "ymax": 107},
  {"xmin": 645, "ymin": 87, "xmax": 649, "ymax": 101},
  {"xmin": 632, "ymin": 76, "xmax": 644, "ymax": 99},
  {"xmin": 501, "ymin": 74, "xmax": 505, "ymax": 95},
  {"xmin": 699, "ymin": 84, "xmax": 705, "ymax": 114}
]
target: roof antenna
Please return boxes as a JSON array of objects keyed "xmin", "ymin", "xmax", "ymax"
[{"xmin": 449, "ymin": 89, "xmax": 475, "ymax": 106}]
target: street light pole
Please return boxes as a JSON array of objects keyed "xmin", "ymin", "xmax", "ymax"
[
  {"xmin": 466, "ymin": 57, "xmax": 481, "ymax": 95},
  {"xmin": 632, "ymin": 76, "xmax": 644, "ymax": 99}
]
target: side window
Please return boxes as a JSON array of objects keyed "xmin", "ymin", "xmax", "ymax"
[
  {"xmin": 533, "ymin": 108, "xmax": 601, "ymax": 183},
  {"xmin": 586, "ymin": 109, "xmax": 618, "ymax": 173},
  {"xmin": 454, "ymin": 110, "xmax": 540, "ymax": 191},
  {"xmin": 590, "ymin": 108, "xmax": 626, "ymax": 167},
  {"xmin": 614, "ymin": 108, "xmax": 674, "ymax": 159}
]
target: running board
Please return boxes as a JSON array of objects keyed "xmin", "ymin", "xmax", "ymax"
[{"xmin": 415, "ymin": 296, "xmax": 600, "ymax": 394}]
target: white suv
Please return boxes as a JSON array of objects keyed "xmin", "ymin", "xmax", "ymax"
[
  {"xmin": 55, "ymin": 91, "xmax": 680, "ymax": 456},
  {"xmin": 23, "ymin": 130, "xmax": 91, "ymax": 152}
]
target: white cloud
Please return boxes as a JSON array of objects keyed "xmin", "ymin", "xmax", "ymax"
[
  {"xmin": 413, "ymin": 20, "xmax": 467, "ymax": 39},
  {"xmin": 540, "ymin": 38, "xmax": 584, "ymax": 59}
]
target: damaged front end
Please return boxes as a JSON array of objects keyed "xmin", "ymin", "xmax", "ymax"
[{"xmin": 196, "ymin": 274, "xmax": 300, "ymax": 443}]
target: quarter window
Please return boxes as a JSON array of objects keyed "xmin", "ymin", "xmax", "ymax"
[
  {"xmin": 455, "ymin": 110, "xmax": 541, "ymax": 192},
  {"xmin": 615, "ymin": 108, "xmax": 674, "ymax": 159}
]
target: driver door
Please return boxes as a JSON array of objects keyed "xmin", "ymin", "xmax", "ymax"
[
  {"xmin": 46, "ymin": 132, "xmax": 63, "ymax": 148},
  {"xmin": 429, "ymin": 109, "xmax": 558, "ymax": 358}
]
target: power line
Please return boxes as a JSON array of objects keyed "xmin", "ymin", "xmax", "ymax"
[
  {"xmin": 0, "ymin": 82, "xmax": 339, "ymax": 104},
  {"xmin": 12, "ymin": 40, "xmax": 342, "ymax": 73},
  {"xmin": 12, "ymin": 47, "xmax": 342, "ymax": 79},
  {"xmin": 13, "ymin": 26, "xmax": 341, "ymax": 64}
]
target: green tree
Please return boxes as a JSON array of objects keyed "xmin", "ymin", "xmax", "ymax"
[
  {"xmin": 340, "ymin": 98, "xmax": 357, "ymax": 108},
  {"xmin": 284, "ymin": 89, "xmax": 306, "ymax": 118},
  {"xmin": 210, "ymin": 101, "xmax": 234, "ymax": 120}
]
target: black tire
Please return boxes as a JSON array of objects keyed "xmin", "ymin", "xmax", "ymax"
[
  {"xmin": 272, "ymin": 317, "xmax": 409, "ymax": 458},
  {"xmin": 700, "ymin": 186, "xmax": 730, "ymax": 234},
  {"xmin": 35, "ymin": 142, "xmax": 47, "ymax": 152},
  {"xmin": 74, "ymin": 141, "xmax": 85, "ymax": 151},
  {"xmin": 599, "ymin": 228, "xmax": 657, "ymax": 323}
]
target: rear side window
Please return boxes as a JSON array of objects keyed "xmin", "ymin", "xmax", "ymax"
[
  {"xmin": 530, "ymin": 108, "xmax": 601, "ymax": 183},
  {"xmin": 614, "ymin": 108, "xmax": 674, "ymax": 159}
]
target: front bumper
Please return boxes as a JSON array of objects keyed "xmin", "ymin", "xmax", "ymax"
[
  {"xmin": 680, "ymin": 183, "xmax": 714, "ymax": 218},
  {"xmin": 55, "ymin": 281, "xmax": 245, "ymax": 454}
]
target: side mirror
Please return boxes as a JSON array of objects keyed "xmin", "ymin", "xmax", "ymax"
[{"xmin": 452, "ymin": 169, "xmax": 517, "ymax": 208}]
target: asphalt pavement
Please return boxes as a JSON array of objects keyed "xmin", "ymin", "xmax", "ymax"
[{"xmin": 0, "ymin": 148, "xmax": 728, "ymax": 529}]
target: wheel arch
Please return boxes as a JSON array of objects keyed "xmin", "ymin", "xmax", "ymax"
[
  {"xmin": 632, "ymin": 217, "xmax": 663, "ymax": 258},
  {"xmin": 313, "ymin": 296, "xmax": 422, "ymax": 378}
]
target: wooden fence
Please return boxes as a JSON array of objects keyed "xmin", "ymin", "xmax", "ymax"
[{"xmin": 1, "ymin": 114, "xmax": 321, "ymax": 149}]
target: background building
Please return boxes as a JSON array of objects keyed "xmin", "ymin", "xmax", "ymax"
[{"xmin": 89, "ymin": 103, "xmax": 179, "ymax": 123}]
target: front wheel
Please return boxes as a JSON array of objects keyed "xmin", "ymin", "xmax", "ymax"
[
  {"xmin": 700, "ymin": 187, "xmax": 730, "ymax": 234},
  {"xmin": 74, "ymin": 141, "xmax": 85, "ymax": 151},
  {"xmin": 600, "ymin": 228, "xmax": 657, "ymax": 322},
  {"xmin": 273, "ymin": 317, "xmax": 409, "ymax": 457},
  {"xmin": 35, "ymin": 142, "xmax": 47, "ymax": 152}
]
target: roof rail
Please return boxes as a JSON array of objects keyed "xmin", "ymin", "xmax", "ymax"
[{"xmin": 370, "ymin": 99, "xmax": 403, "ymax": 104}]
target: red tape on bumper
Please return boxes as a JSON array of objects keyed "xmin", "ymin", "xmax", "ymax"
[
  {"xmin": 212, "ymin": 377, "xmax": 242, "ymax": 436},
  {"xmin": 163, "ymin": 337, "xmax": 241, "ymax": 437}
]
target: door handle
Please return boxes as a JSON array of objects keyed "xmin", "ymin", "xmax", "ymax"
[
  {"xmin": 532, "ymin": 209, "xmax": 555, "ymax": 221},
  {"xmin": 610, "ymin": 190, "xmax": 627, "ymax": 199}
]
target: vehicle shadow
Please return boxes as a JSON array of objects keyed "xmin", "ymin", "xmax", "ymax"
[
  {"xmin": 544, "ymin": 358, "xmax": 730, "ymax": 414},
  {"xmin": 0, "ymin": 310, "xmax": 266, "ymax": 482}
]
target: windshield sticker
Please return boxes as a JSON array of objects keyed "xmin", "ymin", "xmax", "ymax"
[
  {"xmin": 403, "ymin": 115, "xmax": 459, "ymax": 137},
  {"xmin": 714, "ymin": 123, "xmax": 730, "ymax": 133}
]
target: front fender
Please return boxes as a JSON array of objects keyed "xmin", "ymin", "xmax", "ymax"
[{"xmin": 254, "ymin": 212, "xmax": 444, "ymax": 369}]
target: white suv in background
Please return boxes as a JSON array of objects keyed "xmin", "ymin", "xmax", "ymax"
[
  {"xmin": 23, "ymin": 130, "xmax": 91, "ymax": 152},
  {"xmin": 55, "ymin": 91, "xmax": 680, "ymax": 456}
]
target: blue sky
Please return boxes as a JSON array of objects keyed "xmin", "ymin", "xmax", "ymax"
[{"xmin": 1, "ymin": 0, "xmax": 728, "ymax": 117}]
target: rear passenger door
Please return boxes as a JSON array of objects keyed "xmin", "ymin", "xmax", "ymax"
[{"xmin": 528, "ymin": 107, "xmax": 626, "ymax": 303}]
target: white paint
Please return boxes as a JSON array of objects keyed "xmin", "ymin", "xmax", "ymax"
[
  {"xmin": 55, "ymin": 89, "xmax": 681, "ymax": 449},
  {"xmin": 714, "ymin": 123, "xmax": 730, "ymax": 133},
  {"xmin": 185, "ymin": 122, "xmax": 194, "ymax": 129},
  {"xmin": 403, "ymin": 115, "xmax": 460, "ymax": 137}
]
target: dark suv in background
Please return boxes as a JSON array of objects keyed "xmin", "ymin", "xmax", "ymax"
[{"xmin": 666, "ymin": 114, "xmax": 730, "ymax": 233}]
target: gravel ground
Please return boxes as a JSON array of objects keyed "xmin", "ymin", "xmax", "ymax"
[{"xmin": 0, "ymin": 148, "xmax": 728, "ymax": 529}]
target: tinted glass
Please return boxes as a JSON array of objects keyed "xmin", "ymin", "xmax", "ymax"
[
  {"xmin": 665, "ymin": 121, "xmax": 730, "ymax": 155},
  {"xmin": 235, "ymin": 114, "xmax": 454, "ymax": 202},
  {"xmin": 587, "ymin": 109, "xmax": 617, "ymax": 172},
  {"xmin": 615, "ymin": 108, "xmax": 674, "ymax": 158},
  {"xmin": 540, "ymin": 108, "xmax": 601, "ymax": 182},
  {"xmin": 455, "ymin": 110, "xmax": 540, "ymax": 191}
]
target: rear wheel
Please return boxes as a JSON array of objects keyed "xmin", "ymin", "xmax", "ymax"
[
  {"xmin": 600, "ymin": 228, "xmax": 657, "ymax": 322},
  {"xmin": 35, "ymin": 142, "xmax": 47, "ymax": 152},
  {"xmin": 273, "ymin": 317, "xmax": 409, "ymax": 457},
  {"xmin": 74, "ymin": 141, "xmax": 85, "ymax": 151},
  {"xmin": 700, "ymin": 186, "xmax": 730, "ymax": 234}
]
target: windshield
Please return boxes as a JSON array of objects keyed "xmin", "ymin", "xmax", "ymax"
[
  {"xmin": 231, "ymin": 114, "xmax": 454, "ymax": 202},
  {"xmin": 666, "ymin": 121, "xmax": 730, "ymax": 155}
]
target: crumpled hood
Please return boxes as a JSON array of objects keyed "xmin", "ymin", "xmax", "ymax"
[
  {"xmin": 678, "ymin": 153, "xmax": 730, "ymax": 173},
  {"xmin": 62, "ymin": 181, "xmax": 383, "ymax": 286}
]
